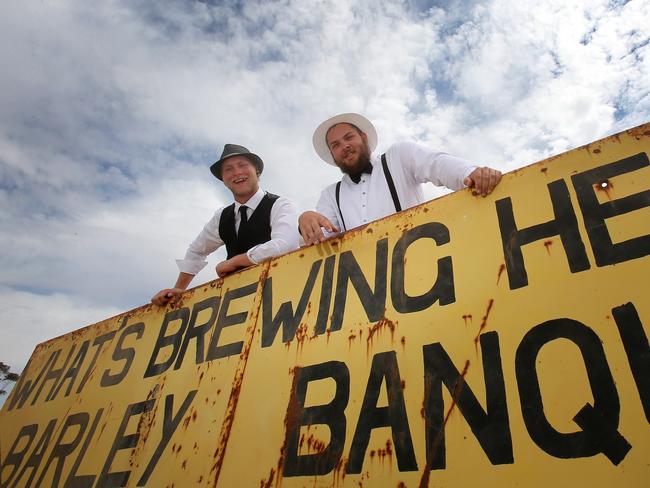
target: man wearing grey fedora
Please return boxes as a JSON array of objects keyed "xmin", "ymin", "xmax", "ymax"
[
  {"xmin": 152, "ymin": 144, "xmax": 299, "ymax": 306},
  {"xmin": 299, "ymin": 113, "xmax": 502, "ymax": 244}
]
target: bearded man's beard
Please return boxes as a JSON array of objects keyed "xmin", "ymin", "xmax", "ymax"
[{"xmin": 337, "ymin": 145, "xmax": 372, "ymax": 178}]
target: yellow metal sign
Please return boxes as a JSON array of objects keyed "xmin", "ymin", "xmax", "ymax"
[{"xmin": 2, "ymin": 124, "xmax": 649, "ymax": 487}]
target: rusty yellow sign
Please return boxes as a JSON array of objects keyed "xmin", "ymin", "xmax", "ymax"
[{"xmin": 2, "ymin": 124, "xmax": 649, "ymax": 487}]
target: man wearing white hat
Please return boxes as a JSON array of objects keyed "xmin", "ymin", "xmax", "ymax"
[
  {"xmin": 152, "ymin": 144, "xmax": 299, "ymax": 306},
  {"xmin": 299, "ymin": 113, "xmax": 502, "ymax": 244}
]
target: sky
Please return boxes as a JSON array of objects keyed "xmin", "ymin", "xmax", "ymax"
[{"xmin": 1, "ymin": 0, "xmax": 649, "ymax": 395}]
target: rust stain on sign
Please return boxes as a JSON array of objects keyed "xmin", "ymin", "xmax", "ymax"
[
  {"xmin": 474, "ymin": 299, "xmax": 495, "ymax": 349},
  {"xmin": 496, "ymin": 263, "xmax": 506, "ymax": 285},
  {"xmin": 366, "ymin": 317, "xmax": 397, "ymax": 354},
  {"xmin": 544, "ymin": 240, "xmax": 553, "ymax": 254},
  {"xmin": 419, "ymin": 360, "xmax": 471, "ymax": 488},
  {"xmin": 594, "ymin": 179, "xmax": 614, "ymax": 200},
  {"xmin": 210, "ymin": 265, "xmax": 270, "ymax": 487}
]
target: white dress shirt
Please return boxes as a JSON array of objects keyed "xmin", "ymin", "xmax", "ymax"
[
  {"xmin": 315, "ymin": 141, "xmax": 476, "ymax": 232},
  {"xmin": 176, "ymin": 187, "xmax": 300, "ymax": 274}
]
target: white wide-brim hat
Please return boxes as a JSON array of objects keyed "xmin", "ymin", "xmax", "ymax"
[{"xmin": 312, "ymin": 113, "xmax": 378, "ymax": 165}]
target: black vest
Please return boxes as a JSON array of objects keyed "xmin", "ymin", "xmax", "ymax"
[{"xmin": 218, "ymin": 192, "xmax": 280, "ymax": 259}]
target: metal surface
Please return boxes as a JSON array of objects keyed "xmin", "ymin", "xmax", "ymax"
[{"xmin": 1, "ymin": 123, "xmax": 649, "ymax": 487}]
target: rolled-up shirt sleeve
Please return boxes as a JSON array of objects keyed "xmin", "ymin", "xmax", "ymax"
[
  {"xmin": 397, "ymin": 141, "xmax": 476, "ymax": 191},
  {"xmin": 246, "ymin": 197, "xmax": 300, "ymax": 264},
  {"xmin": 175, "ymin": 209, "xmax": 225, "ymax": 275}
]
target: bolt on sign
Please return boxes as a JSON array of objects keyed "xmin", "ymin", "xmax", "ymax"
[{"xmin": 2, "ymin": 124, "xmax": 650, "ymax": 488}]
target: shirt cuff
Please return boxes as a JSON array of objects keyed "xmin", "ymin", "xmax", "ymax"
[
  {"xmin": 462, "ymin": 166, "xmax": 477, "ymax": 187},
  {"xmin": 175, "ymin": 258, "xmax": 206, "ymax": 275},
  {"xmin": 246, "ymin": 247, "xmax": 260, "ymax": 265}
]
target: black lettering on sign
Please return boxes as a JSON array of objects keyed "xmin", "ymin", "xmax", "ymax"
[
  {"xmin": 64, "ymin": 408, "xmax": 104, "ymax": 488},
  {"xmin": 347, "ymin": 351, "xmax": 417, "ymax": 474},
  {"xmin": 40, "ymin": 345, "xmax": 76, "ymax": 404},
  {"xmin": 206, "ymin": 282, "xmax": 257, "ymax": 361},
  {"xmin": 97, "ymin": 398, "xmax": 155, "ymax": 487},
  {"xmin": 144, "ymin": 307, "xmax": 190, "ymax": 378},
  {"xmin": 423, "ymin": 332, "xmax": 513, "ymax": 470},
  {"xmin": 283, "ymin": 361, "xmax": 349, "ymax": 477},
  {"xmin": 515, "ymin": 318, "xmax": 630, "ymax": 464},
  {"xmin": 11, "ymin": 419, "xmax": 56, "ymax": 487},
  {"xmin": 7, "ymin": 351, "xmax": 59, "ymax": 411},
  {"xmin": 612, "ymin": 302, "xmax": 650, "ymax": 423},
  {"xmin": 138, "ymin": 390, "xmax": 197, "ymax": 485},
  {"xmin": 35, "ymin": 412, "xmax": 90, "ymax": 487},
  {"xmin": 572, "ymin": 153, "xmax": 650, "ymax": 266},
  {"xmin": 76, "ymin": 330, "xmax": 117, "ymax": 393},
  {"xmin": 102, "ymin": 321, "xmax": 145, "ymax": 387},
  {"xmin": 495, "ymin": 179, "xmax": 590, "ymax": 290},
  {"xmin": 314, "ymin": 255, "xmax": 336, "ymax": 335},
  {"xmin": 0, "ymin": 423, "xmax": 38, "ymax": 487},
  {"xmin": 573, "ymin": 403, "xmax": 631, "ymax": 465},
  {"xmin": 48, "ymin": 340, "xmax": 90, "ymax": 401},
  {"xmin": 391, "ymin": 223, "xmax": 455, "ymax": 313},
  {"xmin": 261, "ymin": 259, "xmax": 322, "ymax": 347},
  {"xmin": 330, "ymin": 239, "xmax": 388, "ymax": 332},
  {"xmin": 174, "ymin": 296, "xmax": 220, "ymax": 369}
]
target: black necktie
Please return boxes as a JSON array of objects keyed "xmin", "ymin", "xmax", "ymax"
[
  {"xmin": 349, "ymin": 164, "xmax": 373, "ymax": 184},
  {"xmin": 239, "ymin": 205, "xmax": 248, "ymax": 229}
]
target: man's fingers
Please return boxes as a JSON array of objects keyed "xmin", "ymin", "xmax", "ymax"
[
  {"xmin": 299, "ymin": 212, "xmax": 341, "ymax": 245},
  {"xmin": 488, "ymin": 171, "xmax": 497, "ymax": 194},
  {"xmin": 482, "ymin": 168, "xmax": 501, "ymax": 195},
  {"xmin": 152, "ymin": 289, "xmax": 176, "ymax": 306},
  {"xmin": 319, "ymin": 216, "xmax": 339, "ymax": 234},
  {"xmin": 492, "ymin": 170, "xmax": 502, "ymax": 191},
  {"xmin": 483, "ymin": 168, "xmax": 491, "ymax": 194},
  {"xmin": 479, "ymin": 169, "xmax": 489, "ymax": 195},
  {"xmin": 467, "ymin": 167, "xmax": 502, "ymax": 197},
  {"xmin": 305, "ymin": 218, "xmax": 321, "ymax": 244},
  {"xmin": 310, "ymin": 221, "xmax": 325, "ymax": 244},
  {"xmin": 300, "ymin": 213, "xmax": 340, "ymax": 245}
]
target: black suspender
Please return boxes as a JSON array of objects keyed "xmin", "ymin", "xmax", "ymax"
[
  {"xmin": 335, "ymin": 153, "xmax": 401, "ymax": 231},
  {"xmin": 381, "ymin": 153, "xmax": 402, "ymax": 212},
  {"xmin": 335, "ymin": 181, "xmax": 347, "ymax": 231}
]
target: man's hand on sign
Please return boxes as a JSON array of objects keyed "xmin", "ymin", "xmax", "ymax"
[
  {"xmin": 299, "ymin": 211, "xmax": 340, "ymax": 246},
  {"xmin": 464, "ymin": 166, "xmax": 502, "ymax": 197},
  {"xmin": 216, "ymin": 253, "xmax": 254, "ymax": 278},
  {"xmin": 151, "ymin": 288, "xmax": 184, "ymax": 306}
]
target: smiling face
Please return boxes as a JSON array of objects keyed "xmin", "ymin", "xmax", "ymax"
[
  {"xmin": 325, "ymin": 123, "xmax": 371, "ymax": 175},
  {"xmin": 220, "ymin": 156, "xmax": 260, "ymax": 203}
]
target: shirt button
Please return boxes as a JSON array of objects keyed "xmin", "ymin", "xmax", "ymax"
[{"xmin": 362, "ymin": 192, "xmax": 366, "ymax": 195}]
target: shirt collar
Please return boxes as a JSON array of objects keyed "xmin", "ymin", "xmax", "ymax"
[
  {"xmin": 234, "ymin": 186, "xmax": 265, "ymax": 213},
  {"xmin": 349, "ymin": 164, "xmax": 373, "ymax": 183}
]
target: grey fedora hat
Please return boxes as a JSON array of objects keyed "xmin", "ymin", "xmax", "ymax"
[
  {"xmin": 312, "ymin": 113, "xmax": 378, "ymax": 165},
  {"xmin": 210, "ymin": 144, "xmax": 264, "ymax": 180}
]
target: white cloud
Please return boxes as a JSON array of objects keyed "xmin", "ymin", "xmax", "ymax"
[{"xmin": 0, "ymin": 286, "xmax": 122, "ymax": 372}]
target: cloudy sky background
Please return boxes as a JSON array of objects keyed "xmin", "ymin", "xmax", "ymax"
[{"xmin": 1, "ymin": 0, "xmax": 649, "ymax": 396}]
